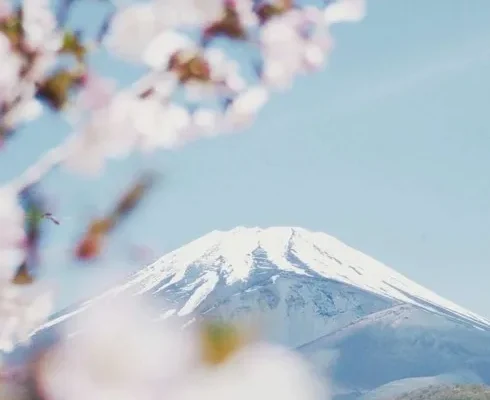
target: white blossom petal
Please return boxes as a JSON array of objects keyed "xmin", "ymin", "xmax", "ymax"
[
  {"xmin": 0, "ymin": 284, "xmax": 53, "ymax": 354},
  {"xmin": 324, "ymin": 0, "xmax": 366, "ymax": 24},
  {"xmin": 193, "ymin": 108, "xmax": 222, "ymax": 137},
  {"xmin": 143, "ymin": 30, "xmax": 196, "ymax": 70},
  {"xmin": 106, "ymin": 3, "xmax": 161, "ymax": 61},
  {"xmin": 22, "ymin": 0, "xmax": 61, "ymax": 51},
  {"xmin": 153, "ymin": 0, "xmax": 225, "ymax": 27},
  {"xmin": 0, "ymin": 187, "xmax": 26, "ymax": 274},
  {"xmin": 303, "ymin": 43, "xmax": 326, "ymax": 71},
  {"xmin": 39, "ymin": 296, "xmax": 200, "ymax": 400},
  {"xmin": 3, "ymin": 99, "xmax": 43, "ymax": 126},
  {"xmin": 224, "ymin": 86, "xmax": 269, "ymax": 129}
]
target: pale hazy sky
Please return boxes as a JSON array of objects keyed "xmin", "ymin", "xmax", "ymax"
[{"xmin": 2, "ymin": 0, "xmax": 490, "ymax": 316}]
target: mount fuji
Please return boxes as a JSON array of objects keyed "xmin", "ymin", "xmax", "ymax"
[{"xmin": 31, "ymin": 227, "xmax": 490, "ymax": 399}]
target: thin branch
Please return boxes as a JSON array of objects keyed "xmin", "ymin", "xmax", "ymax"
[
  {"xmin": 6, "ymin": 68, "xmax": 165, "ymax": 193},
  {"xmin": 9, "ymin": 141, "xmax": 69, "ymax": 193}
]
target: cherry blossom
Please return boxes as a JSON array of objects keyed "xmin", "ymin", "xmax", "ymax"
[
  {"xmin": 142, "ymin": 30, "xmax": 197, "ymax": 70},
  {"xmin": 36, "ymin": 295, "xmax": 325, "ymax": 400},
  {"xmin": 260, "ymin": 17, "xmax": 304, "ymax": 90},
  {"xmin": 37, "ymin": 296, "xmax": 201, "ymax": 400},
  {"xmin": 324, "ymin": 0, "xmax": 366, "ymax": 25},
  {"xmin": 0, "ymin": 0, "xmax": 369, "ymax": 376},
  {"xmin": 182, "ymin": 47, "xmax": 247, "ymax": 101},
  {"xmin": 136, "ymin": 101, "xmax": 192, "ymax": 151},
  {"xmin": 232, "ymin": 0, "xmax": 258, "ymax": 27},
  {"xmin": 65, "ymin": 90, "xmax": 196, "ymax": 173},
  {"xmin": 223, "ymin": 85, "xmax": 269, "ymax": 130},
  {"xmin": 192, "ymin": 108, "xmax": 223, "ymax": 137},
  {"xmin": 104, "ymin": 2, "xmax": 162, "ymax": 62},
  {"xmin": 63, "ymin": 134, "xmax": 109, "ymax": 177},
  {"xmin": 0, "ymin": 187, "xmax": 53, "ymax": 355},
  {"xmin": 173, "ymin": 342, "xmax": 326, "ymax": 400},
  {"xmin": 63, "ymin": 93, "xmax": 143, "ymax": 175},
  {"xmin": 0, "ymin": 34, "xmax": 23, "ymax": 103},
  {"xmin": 3, "ymin": 98, "xmax": 43, "ymax": 127},
  {"xmin": 259, "ymin": 10, "xmax": 329, "ymax": 89},
  {"xmin": 152, "ymin": 0, "xmax": 226, "ymax": 28},
  {"xmin": 0, "ymin": 0, "xmax": 11, "ymax": 19},
  {"xmin": 0, "ymin": 187, "xmax": 26, "ymax": 275},
  {"xmin": 77, "ymin": 73, "xmax": 117, "ymax": 111},
  {"xmin": 22, "ymin": 0, "xmax": 62, "ymax": 52},
  {"xmin": 152, "ymin": 73, "xmax": 180, "ymax": 99},
  {"xmin": 0, "ymin": 284, "xmax": 54, "ymax": 353},
  {"xmin": 63, "ymin": 0, "xmax": 367, "ymax": 178}
]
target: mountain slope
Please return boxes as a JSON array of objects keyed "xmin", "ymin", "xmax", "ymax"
[
  {"xmin": 41, "ymin": 227, "xmax": 488, "ymax": 334},
  {"xmin": 299, "ymin": 304, "xmax": 490, "ymax": 397},
  {"xmin": 28, "ymin": 226, "xmax": 490, "ymax": 399},
  {"xmin": 394, "ymin": 384, "xmax": 490, "ymax": 400},
  {"xmin": 361, "ymin": 371, "xmax": 484, "ymax": 400}
]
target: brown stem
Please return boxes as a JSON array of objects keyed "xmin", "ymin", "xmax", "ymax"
[{"xmin": 12, "ymin": 262, "xmax": 34, "ymax": 285}]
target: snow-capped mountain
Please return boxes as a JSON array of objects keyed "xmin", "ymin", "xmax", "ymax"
[{"xmin": 31, "ymin": 226, "xmax": 490, "ymax": 399}]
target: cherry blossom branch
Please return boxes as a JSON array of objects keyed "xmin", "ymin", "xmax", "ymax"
[
  {"xmin": 0, "ymin": 0, "xmax": 368, "ymax": 363},
  {"xmin": 9, "ymin": 141, "xmax": 68, "ymax": 193},
  {"xmin": 7, "ymin": 64, "xmax": 175, "ymax": 193}
]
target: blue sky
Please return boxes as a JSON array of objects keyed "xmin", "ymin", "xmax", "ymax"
[{"xmin": 2, "ymin": 0, "xmax": 490, "ymax": 317}]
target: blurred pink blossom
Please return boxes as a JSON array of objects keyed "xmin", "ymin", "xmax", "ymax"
[
  {"xmin": 37, "ymin": 294, "xmax": 326, "ymax": 400},
  {"xmin": 0, "ymin": 187, "xmax": 27, "ymax": 276},
  {"xmin": 78, "ymin": 73, "xmax": 117, "ymax": 111},
  {"xmin": 0, "ymin": 0, "xmax": 11, "ymax": 20}
]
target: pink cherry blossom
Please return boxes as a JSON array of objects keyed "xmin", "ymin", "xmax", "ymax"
[
  {"xmin": 143, "ymin": 30, "xmax": 196, "ymax": 70},
  {"xmin": 22, "ymin": 0, "xmax": 62, "ymax": 52},
  {"xmin": 0, "ymin": 0, "xmax": 11, "ymax": 20},
  {"xmin": 0, "ymin": 0, "xmax": 369, "ymax": 362},
  {"xmin": 36, "ymin": 293, "xmax": 325, "ymax": 400},
  {"xmin": 136, "ymin": 102, "xmax": 192, "ymax": 151},
  {"xmin": 153, "ymin": 0, "xmax": 225, "ymax": 28},
  {"xmin": 260, "ymin": 14, "xmax": 306, "ymax": 90},
  {"xmin": 224, "ymin": 85, "xmax": 269, "ymax": 130},
  {"xmin": 192, "ymin": 108, "xmax": 223, "ymax": 137},
  {"xmin": 324, "ymin": 0, "xmax": 366, "ymax": 25},
  {"xmin": 0, "ymin": 187, "xmax": 26, "ymax": 276},
  {"xmin": 78, "ymin": 73, "xmax": 117, "ymax": 111},
  {"xmin": 0, "ymin": 283, "xmax": 54, "ymax": 353},
  {"xmin": 105, "ymin": 3, "xmax": 161, "ymax": 62},
  {"xmin": 38, "ymin": 295, "xmax": 200, "ymax": 400}
]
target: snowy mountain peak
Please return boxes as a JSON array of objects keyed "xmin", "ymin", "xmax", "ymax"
[
  {"xmin": 116, "ymin": 226, "xmax": 487, "ymax": 328},
  {"xmin": 29, "ymin": 227, "xmax": 490, "ymax": 400}
]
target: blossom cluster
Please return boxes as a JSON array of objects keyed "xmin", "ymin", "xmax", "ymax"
[
  {"xmin": 0, "ymin": 0, "xmax": 366, "ymax": 372},
  {"xmin": 1, "ymin": 295, "xmax": 327, "ymax": 400},
  {"xmin": 65, "ymin": 0, "xmax": 366, "ymax": 175}
]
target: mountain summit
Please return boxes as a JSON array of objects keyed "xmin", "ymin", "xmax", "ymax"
[
  {"xmin": 43, "ymin": 227, "xmax": 489, "ymax": 335},
  {"xmin": 128, "ymin": 226, "xmax": 487, "ymax": 323},
  {"xmin": 33, "ymin": 226, "xmax": 490, "ymax": 399}
]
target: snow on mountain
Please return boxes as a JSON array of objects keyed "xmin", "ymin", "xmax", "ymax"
[
  {"xmin": 25, "ymin": 226, "xmax": 490, "ymax": 399},
  {"xmin": 35, "ymin": 227, "xmax": 489, "ymax": 340},
  {"xmin": 57, "ymin": 226, "xmax": 487, "ymax": 325}
]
